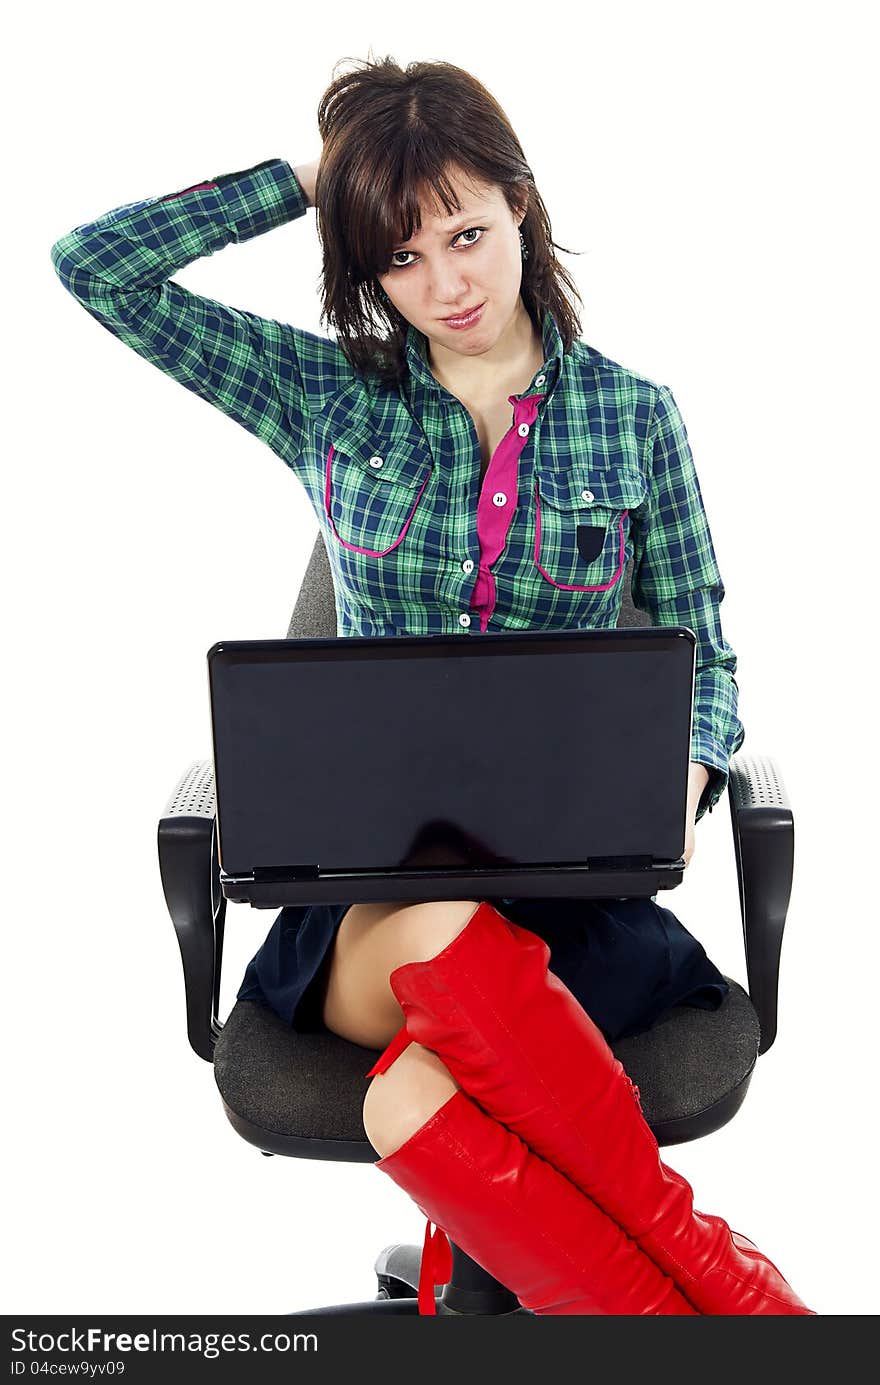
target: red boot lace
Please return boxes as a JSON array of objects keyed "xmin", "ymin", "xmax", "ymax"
[{"xmin": 417, "ymin": 1219, "xmax": 454, "ymax": 1315}]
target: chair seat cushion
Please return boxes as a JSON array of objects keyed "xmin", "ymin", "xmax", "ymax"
[
  {"xmin": 612, "ymin": 979, "xmax": 760, "ymax": 1142},
  {"xmin": 213, "ymin": 979, "xmax": 760, "ymax": 1160}
]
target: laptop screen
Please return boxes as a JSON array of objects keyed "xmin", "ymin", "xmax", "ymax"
[{"xmin": 208, "ymin": 628, "xmax": 695, "ymax": 877}]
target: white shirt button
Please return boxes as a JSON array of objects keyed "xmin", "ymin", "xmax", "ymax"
[
  {"xmin": 535, "ymin": 374, "xmax": 546, "ymax": 387},
  {"xmin": 517, "ymin": 423, "xmax": 530, "ymax": 437},
  {"xmin": 492, "ymin": 491, "xmax": 507, "ymax": 507},
  {"xmin": 581, "ymin": 489, "xmax": 595, "ymax": 504},
  {"xmin": 458, "ymin": 613, "xmax": 471, "ymax": 627},
  {"xmin": 462, "ymin": 559, "xmax": 474, "ymax": 574},
  {"xmin": 368, "ymin": 456, "xmax": 384, "ymax": 469}
]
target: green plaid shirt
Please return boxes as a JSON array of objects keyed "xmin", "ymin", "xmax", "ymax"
[{"xmin": 51, "ymin": 157, "xmax": 744, "ymax": 819}]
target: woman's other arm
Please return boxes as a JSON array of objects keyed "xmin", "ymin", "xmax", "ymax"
[
  {"xmin": 683, "ymin": 762, "xmax": 710, "ymax": 865},
  {"xmin": 630, "ymin": 385, "xmax": 746, "ymax": 824},
  {"xmin": 49, "ymin": 155, "xmax": 349, "ymax": 472}
]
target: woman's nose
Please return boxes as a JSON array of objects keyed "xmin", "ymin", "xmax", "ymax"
[{"xmin": 430, "ymin": 274, "xmax": 471, "ymax": 305}]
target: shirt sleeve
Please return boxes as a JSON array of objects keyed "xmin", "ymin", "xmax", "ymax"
[
  {"xmin": 50, "ymin": 158, "xmax": 355, "ymax": 471},
  {"xmin": 629, "ymin": 384, "xmax": 745, "ymax": 821}
]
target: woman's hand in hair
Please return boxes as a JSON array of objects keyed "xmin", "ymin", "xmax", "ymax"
[{"xmin": 293, "ymin": 155, "xmax": 322, "ymax": 209}]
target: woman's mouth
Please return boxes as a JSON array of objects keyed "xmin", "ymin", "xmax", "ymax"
[{"xmin": 441, "ymin": 302, "xmax": 486, "ymax": 330}]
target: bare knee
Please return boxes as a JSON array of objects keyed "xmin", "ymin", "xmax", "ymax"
[
  {"xmin": 322, "ymin": 899, "xmax": 481, "ymax": 1049},
  {"xmin": 363, "ymin": 1042, "xmax": 460, "ymax": 1158},
  {"xmin": 386, "ymin": 898, "xmax": 482, "ymax": 965}
]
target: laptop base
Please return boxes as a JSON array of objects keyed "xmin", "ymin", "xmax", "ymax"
[{"xmin": 220, "ymin": 863, "xmax": 685, "ymax": 908}]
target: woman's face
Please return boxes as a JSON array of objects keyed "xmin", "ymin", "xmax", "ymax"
[{"xmin": 376, "ymin": 167, "xmax": 526, "ymax": 361}]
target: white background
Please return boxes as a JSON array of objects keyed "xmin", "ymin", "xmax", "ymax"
[{"xmin": 5, "ymin": 0, "xmax": 877, "ymax": 1317}]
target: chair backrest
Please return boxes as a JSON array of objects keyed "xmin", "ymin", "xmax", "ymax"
[{"xmin": 287, "ymin": 531, "xmax": 649, "ymax": 638}]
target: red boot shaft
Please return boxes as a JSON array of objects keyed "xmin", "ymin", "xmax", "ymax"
[
  {"xmin": 370, "ymin": 901, "xmax": 814, "ymax": 1316},
  {"xmin": 374, "ymin": 1085, "xmax": 698, "ymax": 1315}
]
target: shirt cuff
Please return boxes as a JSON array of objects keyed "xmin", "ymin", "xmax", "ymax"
[
  {"xmin": 208, "ymin": 157, "xmax": 310, "ymax": 243},
  {"xmin": 690, "ymin": 733, "xmax": 733, "ymax": 821}
]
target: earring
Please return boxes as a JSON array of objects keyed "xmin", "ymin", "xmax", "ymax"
[{"xmin": 519, "ymin": 229, "xmax": 529, "ymax": 261}]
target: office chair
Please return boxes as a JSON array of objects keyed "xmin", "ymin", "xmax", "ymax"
[{"xmin": 158, "ymin": 533, "xmax": 793, "ymax": 1315}]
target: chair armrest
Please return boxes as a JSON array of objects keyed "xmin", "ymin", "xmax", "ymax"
[
  {"xmin": 157, "ymin": 760, "xmax": 225, "ymax": 1063},
  {"xmin": 727, "ymin": 754, "xmax": 795, "ymax": 1055}
]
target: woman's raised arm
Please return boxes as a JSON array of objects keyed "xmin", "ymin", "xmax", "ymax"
[{"xmin": 49, "ymin": 155, "xmax": 352, "ymax": 473}]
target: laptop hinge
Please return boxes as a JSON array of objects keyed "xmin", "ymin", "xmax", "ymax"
[
  {"xmin": 584, "ymin": 855, "xmax": 656, "ymax": 871},
  {"xmin": 252, "ymin": 864, "xmax": 320, "ymax": 883}
]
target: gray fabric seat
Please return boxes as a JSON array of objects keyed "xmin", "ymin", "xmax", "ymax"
[
  {"xmin": 159, "ymin": 530, "xmax": 793, "ymax": 1313},
  {"xmin": 214, "ymin": 975, "xmax": 759, "ymax": 1160}
]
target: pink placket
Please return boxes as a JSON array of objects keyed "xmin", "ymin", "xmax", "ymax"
[{"xmin": 468, "ymin": 392, "xmax": 546, "ymax": 631}]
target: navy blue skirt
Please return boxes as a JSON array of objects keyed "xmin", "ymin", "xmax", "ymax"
[{"xmin": 236, "ymin": 894, "xmax": 729, "ymax": 1043}]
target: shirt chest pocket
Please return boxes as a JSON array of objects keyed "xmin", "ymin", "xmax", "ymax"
[
  {"xmin": 323, "ymin": 432, "xmax": 434, "ymax": 556},
  {"xmin": 533, "ymin": 465, "xmax": 648, "ymax": 592}
]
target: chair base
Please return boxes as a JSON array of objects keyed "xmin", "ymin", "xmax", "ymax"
[
  {"xmin": 289, "ymin": 1298, "xmax": 532, "ymax": 1315},
  {"xmin": 289, "ymin": 1298, "xmax": 423, "ymax": 1315},
  {"xmin": 376, "ymin": 1240, "xmax": 526, "ymax": 1315},
  {"xmin": 288, "ymin": 1243, "xmax": 533, "ymax": 1316}
]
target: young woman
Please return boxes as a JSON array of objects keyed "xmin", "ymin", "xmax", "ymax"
[{"xmin": 51, "ymin": 56, "xmax": 814, "ymax": 1316}]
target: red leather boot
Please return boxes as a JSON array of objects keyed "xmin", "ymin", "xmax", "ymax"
[
  {"xmin": 367, "ymin": 900, "xmax": 815, "ymax": 1316},
  {"xmin": 372, "ymin": 1082, "xmax": 698, "ymax": 1315}
]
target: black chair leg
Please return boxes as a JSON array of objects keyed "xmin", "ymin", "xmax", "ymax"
[{"xmin": 441, "ymin": 1243, "xmax": 525, "ymax": 1315}]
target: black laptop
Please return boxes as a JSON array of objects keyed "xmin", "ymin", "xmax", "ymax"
[{"xmin": 206, "ymin": 627, "xmax": 696, "ymax": 907}]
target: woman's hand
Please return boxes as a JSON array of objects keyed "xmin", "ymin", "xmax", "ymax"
[
  {"xmin": 683, "ymin": 762, "xmax": 710, "ymax": 868},
  {"xmin": 293, "ymin": 154, "xmax": 322, "ymax": 209}
]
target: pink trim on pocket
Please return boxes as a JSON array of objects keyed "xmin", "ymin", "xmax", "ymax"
[
  {"xmin": 534, "ymin": 482, "xmax": 628, "ymax": 591},
  {"xmin": 324, "ymin": 444, "xmax": 432, "ymax": 556}
]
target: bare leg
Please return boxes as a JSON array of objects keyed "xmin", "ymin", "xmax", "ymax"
[
  {"xmin": 321, "ymin": 899, "xmax": 480, "ymax": 1051},
  {"xmin": 317, "ymin": 898, "xmax": 481, "ymax": 1152},
  {"xmin": 362, "ymin": 1041, "xmax": 458, "ymax": 1157}
]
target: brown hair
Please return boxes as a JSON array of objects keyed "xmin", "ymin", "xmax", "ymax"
[{"xmin": 313, "ymin": 55, "xmax": 584, "ymax": 382}]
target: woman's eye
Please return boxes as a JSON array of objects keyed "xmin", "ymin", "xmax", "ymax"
[{"xmin": 390, "ymin": 227, "xmax": 485, "ymax": 270}]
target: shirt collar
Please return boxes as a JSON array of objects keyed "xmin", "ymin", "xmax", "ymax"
[{"xmin": 404, "ymin": 306, "xmax": 565, "ymax": 400}]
